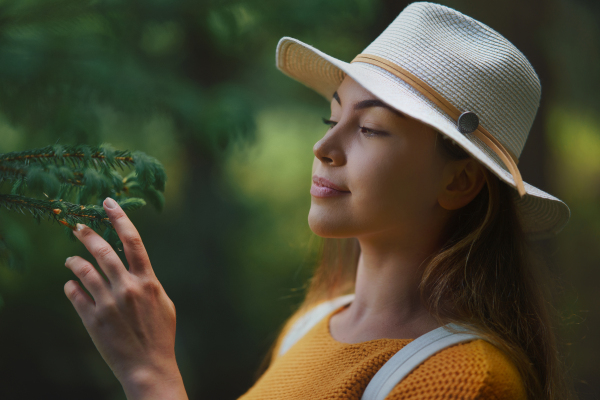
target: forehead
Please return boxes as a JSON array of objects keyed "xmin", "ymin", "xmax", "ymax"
[
  {"xmin": 332, "ymin": 76, "xmax": 375, "ymax": 104},
  {"xmin": 330, "ymin": 78, "xmax": 406, "ymax": 119}
]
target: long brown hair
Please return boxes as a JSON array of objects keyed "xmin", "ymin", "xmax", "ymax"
[{"xmin": 256, "ymin": 132, "xmax": 576, "ymax": 400}]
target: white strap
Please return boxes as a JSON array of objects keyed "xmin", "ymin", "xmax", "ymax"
[
  {"xmin": 278, "ymin": 293, "xmax": 355, "ymax": 356},
  {"xmin": 361, "ymin": 323, "xmax": 483, "ymax": 400}
]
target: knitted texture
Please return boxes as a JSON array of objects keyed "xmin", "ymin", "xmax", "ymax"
[{"xmin": 238, "ymin": 305, "xmax": 527, "ymax": 400}]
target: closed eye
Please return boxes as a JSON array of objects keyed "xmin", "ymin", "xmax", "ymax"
[
  {"xmin": 322, "ymin": 117, "xmax": 337, "ymax": 129},
  {"xmin": 359, "ymin": 126, "xmax": 385, "ymax": 137},
  {"xmin": 360, "ymin": 126, "xmax": 381, "ymax": 137},
  {"xmin": 321, "ymin": 117, "xmax": 387, "ymax": 137}
]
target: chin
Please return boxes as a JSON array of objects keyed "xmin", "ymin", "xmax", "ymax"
[{"xmin": 308, "ymin": 207, "xmax": 355, "ymax": 238}]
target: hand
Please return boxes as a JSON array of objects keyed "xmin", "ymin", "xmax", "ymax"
[{"xmin": 64, "ymin": 197, "xmax": 188, "ymax": 400}]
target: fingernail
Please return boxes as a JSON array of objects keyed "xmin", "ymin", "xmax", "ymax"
[
  {"xmin": 65, "ymin": 257, "xmax": 72, "ymax": 265},
  {"xmin": 75, "ymin": 223, "xmax": 85, "ymax": 232},
  {"xmin": 104, "ymin": 197, "xmax": 118, "ymax": 209}
]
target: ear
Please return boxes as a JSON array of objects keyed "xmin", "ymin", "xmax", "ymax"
[{"xmin": 438, "ymin": 158, "xmax": 487, "ymax": 211}]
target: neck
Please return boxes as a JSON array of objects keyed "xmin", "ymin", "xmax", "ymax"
[{"xmin": 345, "ymin": 223, "xmax": 448, "ymax": 337}]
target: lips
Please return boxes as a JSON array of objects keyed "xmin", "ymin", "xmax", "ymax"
[{"xmin": 311, "ymin": 175, "xmax": 350, "ymax": 198}]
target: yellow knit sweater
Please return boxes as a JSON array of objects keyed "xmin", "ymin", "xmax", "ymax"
[{"xmin": 239, "ymin": 303, "xmax": 527, "ymax": 399}]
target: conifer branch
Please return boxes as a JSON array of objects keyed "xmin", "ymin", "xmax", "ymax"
[
  {"xmin": 0, "ymin": 194, "xmax": 109, "ymax": 229},
  {"xmin": 0, "ymin": 144, "xmax": 165, "ymax": 249},
  {"xmin": 0, "ymin": 144, "xmax": 166, "ymax": 207},
  {"xmin": 0, "ymin": 164, "xmax": 25, "ymax": 181},
  {"xmin": 0, "ymin": 194, "xmax": 146, "ymax": 230},
  {"xmin": 0, "ymin": 144, "xmax": 135, "ymax": 170},
  {"xmin": 0, "ymin": 164, "xmax": 85, "ymax": 187}
]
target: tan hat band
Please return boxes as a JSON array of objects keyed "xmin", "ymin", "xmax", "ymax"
[{"xmin": 351, "ymin": 53, "xmax": 526, "ymax": 197}]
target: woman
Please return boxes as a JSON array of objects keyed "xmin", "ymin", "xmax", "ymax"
[{"xmin": 63, "ymin": 2, "xmax": 575, "ymax": 399}]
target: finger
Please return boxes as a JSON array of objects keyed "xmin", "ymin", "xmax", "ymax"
[
  {"xmin": 65, "ymin": 256, "xmax": 110, "ymax": 301},
  {"xmin": 72, "ymin": 224, "xmax": 127, "ymax": 284},
  {"xmin": 102, "ymin": 197, "xmax": 152, "ymax": 276},
  {"xmin": 64, "ymin": 279, "xmax": 95, "ymax": 320}
]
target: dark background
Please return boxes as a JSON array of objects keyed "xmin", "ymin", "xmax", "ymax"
[{"xmin": 0, "ymin": 0, "xmax": 598, "ymax": 399}]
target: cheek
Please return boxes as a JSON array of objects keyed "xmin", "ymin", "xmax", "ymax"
[
  {"xmin": 308, "ymin": 130, "xmax": 445, "ymax": 237},
  {"xmin": 351, "ymin": 147, "xmax": 440, "ymax": 218}
]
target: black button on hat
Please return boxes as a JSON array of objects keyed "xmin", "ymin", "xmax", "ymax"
[{"xmin": 457, "ymin": 111, "xmax": 479, "ymax": 134}]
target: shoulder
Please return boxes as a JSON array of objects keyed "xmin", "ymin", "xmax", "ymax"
[
  {"xmin": 384, "ymin": 339, "xmax": 527, "ymax": 400},
  {"xmin": 270, "ymin": 294, "xmax": 355, "ymax": 365}
]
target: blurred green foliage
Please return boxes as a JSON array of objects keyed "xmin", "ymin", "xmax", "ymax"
[{"xmin": 0, "ymin": 0, "xmax": 598, "ymax": 399}]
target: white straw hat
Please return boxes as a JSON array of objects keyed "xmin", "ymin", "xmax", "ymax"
[{"xmin": 275, "ymin": 1, "xmax": 570, "ymax": 240}]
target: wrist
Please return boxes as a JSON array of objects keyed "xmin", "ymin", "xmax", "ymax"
[{"xmin": 121, "ymin": 363, "xmax": 188, "ymax": 400}]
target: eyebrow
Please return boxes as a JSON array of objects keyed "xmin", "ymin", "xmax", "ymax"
[
  {"xmin": 354, "ymin": 99, "xmax": 407, "ymax": 118},
  {"xmin": 332, "ymin": 91, "xmax": 406, "ymax": 118}
]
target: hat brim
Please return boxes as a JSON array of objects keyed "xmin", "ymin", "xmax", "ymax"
[{"xmin": 276, "ymin": 37, "xmax": 570, "ymax": 240}]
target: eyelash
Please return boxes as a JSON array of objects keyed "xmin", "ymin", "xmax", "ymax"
[{"xmin": 321, "ymin": 117, "xmax": 383, "ymax": 137}]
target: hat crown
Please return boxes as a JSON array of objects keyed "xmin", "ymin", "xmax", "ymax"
[{"xmin": 361, "ymin": 2, "xmax": 541, "ymax": 158}]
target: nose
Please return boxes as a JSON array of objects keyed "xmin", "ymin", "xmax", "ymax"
[{"xmin": 313, "ymin": 125, "xmax": 346, "ymax": 166}]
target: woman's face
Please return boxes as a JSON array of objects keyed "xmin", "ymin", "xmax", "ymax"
[{"xmin": 309, "ymin": 76, "xmax": 451, "ymax": 241}]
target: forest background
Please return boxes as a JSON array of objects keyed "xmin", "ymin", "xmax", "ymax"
[{"xmin": 0, "ymin": 0, "xmax": 598, "ymax": 399}]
